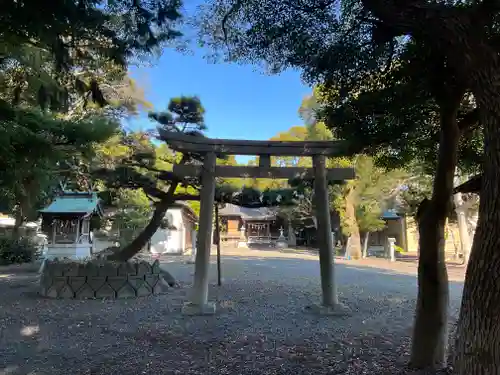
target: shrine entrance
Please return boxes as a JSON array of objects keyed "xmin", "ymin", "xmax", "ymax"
[{"xmin": 162, "ymin": 131, "xmax": 355, "ymax": 316}]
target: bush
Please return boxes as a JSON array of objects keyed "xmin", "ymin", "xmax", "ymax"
[
  {"xmin": 0, "ymin": 236, "xmax": 39, "ymax": 265},
  {"xmin": 394, "ymin": 245, "xmax": 406, "ymax": 254}
]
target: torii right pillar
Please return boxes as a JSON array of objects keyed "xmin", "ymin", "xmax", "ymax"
[{"xmin": 307, "ymin": 155, "xmax": 350, "ymax": 316}]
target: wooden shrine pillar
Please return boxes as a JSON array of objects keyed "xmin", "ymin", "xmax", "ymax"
[
  {"xmin": 182, "ymin": 152, "xmax": 217, "ymax": 315},
  {"xmin": 308, "ymin": 155, "xmax": 349, "ymax": 315}
]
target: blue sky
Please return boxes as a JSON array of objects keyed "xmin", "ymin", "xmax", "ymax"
[{"xmin": 127, "ymin": 48, "xmax": 312, "ymax": 143}]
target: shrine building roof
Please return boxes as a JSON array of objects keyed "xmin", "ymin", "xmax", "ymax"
[{"xmin": 39, "ymin": 192, "xmax": 102, "ymax": 216}]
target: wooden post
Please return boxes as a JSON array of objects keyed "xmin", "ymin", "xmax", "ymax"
[
  {"xmin": 182, "ymin": 152, "xmax": 217, "ymax": 315},
  {"xmin": 307, "ymin": 155, "xmax": 349, "ymax": 315},
  {"xmin": 313, "ymin": 155, "xmax": 336, "ymax": 306},
  {"xmin": 215, "ymin": 203, "xmax": 222, "ymax": 286}
]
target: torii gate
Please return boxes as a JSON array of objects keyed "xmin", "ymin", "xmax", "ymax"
[{"xmin": 162, "ymin": 131, "xmax": 355, "ymax": 316}]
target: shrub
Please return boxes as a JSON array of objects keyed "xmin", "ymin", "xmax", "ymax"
[
  {"xmin": 394, "ymin": 245, "xmax": 406, "ymax": 254},
  {"xmin": 0, "ymin": 236, "xmax": 39, "ymax": 265}
]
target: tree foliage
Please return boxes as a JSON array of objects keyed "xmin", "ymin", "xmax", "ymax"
[
  {"xmin": 0, "ymin": 100, "xmax": 119, "ymax": 230},
  {"xmin": 0, "ymin": 0, "xmax": 182, "ymax": 113}
]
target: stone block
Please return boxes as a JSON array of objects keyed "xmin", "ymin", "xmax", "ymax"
[
  {"xmin": 107, "ymin": 276, "xmax": 127, "ymax": 292},
  {"xmin": 39, "ymin": 286, "xmax": 48, "ymax": 297},
  {"xmin": 181, "ymin": 302, "xmax": 216, "ymax": 316},
  {"xmin": 118, "ymin": 262, "xmax": 136, "ymax": 276},
  {"xmin": 40, "ymin": 273, "xmax": 53, "ymax": 289},
  {"xmin": 151, "ymin": 260, "xmax": 161, "ymax": 275},
  {"xmin": 46, "ymin": 263, "xmax": 64, "ymax": 277},
  {"xmin": 116, "ymin": 282, "xmax": 137, "ymax": 299},
  {"xmin": 59, "ymin": 284, "xmax": 75, "ymax": 299},
  {"xmin": 96, "ymin": 283, "xmax": 116, "ymax": 299},
  {"xmin": 136, "ymin": 261, "xmax": 151, "ymax": 277},
  {"xmin": 127, "ymin": 276, "xmax": 145, "ymax": 290},
  {"xmin": 62, "ymin": 263, "xmax": 80, "ymax": 277},
  {"xmin": 82, "ymin": 262, "xmax": 99, "ymax": 277},
  {"xmin": 86, "ymin": 276, "xmax": 106, "ymax": 292},
  {"xmin": 98, "ymin": 263, "xmax": 118, "ymax": 277},
  {"xmin": 46, "ymin": 285, "xmax": 59, "ymax": 298},
  {"xmin": 135, "ymin": 282, "xmax": 152, "ymax": 297},
  {"xmin": 52, "ymin": 276, "xmax": 68, "ymax": 291},
  {"xmin": 145, "ymin": 274, "xmax": 159, "ymax": 289},
  {"xmin": 39, "ymin": 260, "xmax": 172, "ymax": 300},
  {"xmin": 68, "ymin": 276, "xmax": 86, "ymax": 293},
  {"xmin": 152, "ymin": 277, "xmax": 169, "ymax": 295},
  {"xmin": 75, "ymin": 283, "xmax": 95, "ymax": 299}
]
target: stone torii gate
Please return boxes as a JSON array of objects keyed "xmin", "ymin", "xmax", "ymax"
[{"xmin": 162, "ymin": 131, "xmax": 355, "ymax": 315}]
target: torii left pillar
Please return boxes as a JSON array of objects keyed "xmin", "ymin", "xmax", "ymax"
[{"xmin": 182, "ymin": 152, "xmax": 217, "ymax": 315}]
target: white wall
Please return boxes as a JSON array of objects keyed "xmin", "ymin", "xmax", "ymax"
[
  {"xmin": 92, "ymin": 239, "xmax": 116, "ymax": 253},
  {"xmin": 91, "ymin": 207, "xmax": 196, "ymax": 256},
  {"xmin": 150, "ymin": 207, "xmax": 187, "ymax": 255}
]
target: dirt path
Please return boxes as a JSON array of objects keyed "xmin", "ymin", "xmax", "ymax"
[
  {"xmin": 210, "ymin": 247, "xmax": 466, "ymax": 282},
  {"xmin": 0, "ymin": 252, "xmax": 463, "ymax": 375}
]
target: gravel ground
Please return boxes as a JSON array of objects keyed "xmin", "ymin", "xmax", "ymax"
[{"xmin": 0, "ymin": 251, "xmax": 464, "ymax": 375}]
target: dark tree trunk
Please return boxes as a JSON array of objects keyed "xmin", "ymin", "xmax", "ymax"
[
  {"xmin": 109, "ymin": 156, "xmax": 190, "ymax": 262},
  {"xmin": 410, "ymin": 104, "xmax": 459, "ymax": 369},
  {"xmin": 346, "ymin": 2, "xmax": 500, "ymax": 371},
  {"xmin": 453, "ymin": 83, "xmax": 500, "ymax": 375},
  {"xmin": 108, "ymin": 189, "xmax": 178, "ymax": 262}
]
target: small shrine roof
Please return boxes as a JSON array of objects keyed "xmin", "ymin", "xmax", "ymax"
[
  {"xmin": 218, "ymin": 204, "xmax": 277, "ymax": 220},
  {"xmin": 40, "ymin": 192, "xmax": 102, "ymax": 216},
  {"xmin": 381, "ymin": 210, "xmax": 400, "ymax": 220}
]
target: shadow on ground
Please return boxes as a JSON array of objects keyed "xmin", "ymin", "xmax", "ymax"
[{"xmin": 0, "ymin": 256, "xmax": 463, "ymax": 375}]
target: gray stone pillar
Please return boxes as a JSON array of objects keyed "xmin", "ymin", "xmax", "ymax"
[
  {"xmin": 182, "ymin": 152, "xmax": 216, "ymax": 315},
  {"xmin": 306, "ymin": 155, "xmax": 348, "ymax": 316},
  {"xmin": 388, "ymin": 237, "xmax": 396, "ymax": 262}
]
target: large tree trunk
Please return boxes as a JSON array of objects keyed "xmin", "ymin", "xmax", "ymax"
[
  {"xmin": 453, "ymin": 84, "xmax": 500, "ymax": 374},
  {"xmin": 362, "ymin": 232, "xmax": 370, "ymax": 258},
  {"xmin": 344, "ymin": 187, "xmax": 362, "ymax": 259},
  {"xmin": 410, "ymin": 104, "xmax": 459, "ymax": 369}
]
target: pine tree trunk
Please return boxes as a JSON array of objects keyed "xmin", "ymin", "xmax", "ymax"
[
  {"xmin": 108, "ymin": 185, "xmax": 179, "ymax": 262},
  {"xmin": 109, "ymin": 155, "xmax": 191, "ymax": 262},
  {"xmin": 453, "ymin": 84, "xmax": 500, "ymax": 375},
  {"xmin": 344, "ymin": 188, "xmax": 362, "ymax": 259},
  {"xmin": 410, "ymin": 104, "xmax": 459, "ymax": 370}
]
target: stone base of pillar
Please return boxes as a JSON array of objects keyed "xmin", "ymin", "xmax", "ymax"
[
  {"xmin": 275, "ymin": 240, "xmax": 287, "ymax": 249},
  {"xmin": 304, "ymin": 303, "xmax": 350, "ymax": 317},
  {"xmin": 181, "ymin": 301, "xmax": 216, "ymax": 316}
]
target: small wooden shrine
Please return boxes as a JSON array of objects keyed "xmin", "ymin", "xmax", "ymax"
[{"xmin": 39, "ymin": 191, "xmax": 103, "ymax": 260}]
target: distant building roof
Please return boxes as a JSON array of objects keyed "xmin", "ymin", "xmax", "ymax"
[
  {"xmin": 40, "ymin": 192, "xmax": 102, "ymax": 216},
  {"xmin": 381, "ymin": 210, "xmax": 400, "ymax": 219},
  {"xmin": 218, "ymin": 204, "xmax": 277, "ymax": 220}
]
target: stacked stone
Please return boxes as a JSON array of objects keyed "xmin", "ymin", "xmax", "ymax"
[{"xmin": 40, "ymin": 259, "xmax": 170, "ymax": 299}]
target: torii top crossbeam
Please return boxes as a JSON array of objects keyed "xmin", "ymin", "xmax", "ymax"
[{"xmin": 158, "ymin": 130, "xmax": 352, "ymax": 157}]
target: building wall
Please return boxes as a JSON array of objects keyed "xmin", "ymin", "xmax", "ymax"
[
  {"xmin": 366, "ymin": 218, "xmax": 406, "ymax": 250},
  {"xmin": 221, "ymin": 217, "xmax": 243, "ymax": 240},
  {"xmin": 148, "ymin": 206, "xmax": 198, "ymax": 255},
  {"xmin": 150, "ymin": 208, "xmax": 184, "ymax": 255},
  {"xmin": 181, "ymin": 209, "xmax": 196, "ymax": 252}
]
